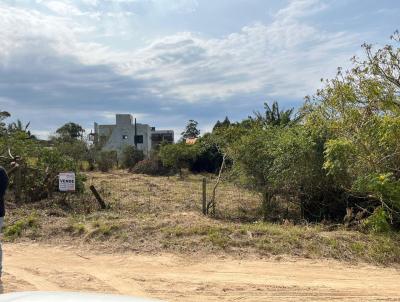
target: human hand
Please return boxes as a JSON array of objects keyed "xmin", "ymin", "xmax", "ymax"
[{"xmin": 10, "ymin": 161, "xmax": 19, "ymax": 168}]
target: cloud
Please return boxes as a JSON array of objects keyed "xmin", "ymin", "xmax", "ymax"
[
  {"xmin": 81, "ymin": 0, "xmax": 99, "ymax": 6},
  {"xmin": 100, "ymin": 111, "xmax": 148, "ymax": 122},
  {"xmin": 95, "ymin": 0, "xmax": 198, "ymax": 14},
  {"xmin": 116, "ymin": 0, "xmax": 357, "ymax": 101},
  {"xmin": 275, "ymin": 0, "xmax": 328, "ymax": 21},
  {"xmin": 0, "ymin": 0, "xmax": 366, "ymax": 138},
  {"xmin": 31, "ymin": 130, "xmax": 52, "ymax": 140},
  {"xmin": 151, "ymin": 0, "xmax": 198, "ymax": 14},
  {"xmin": 42, "ymin": 1, "xmax": 83, "ymax": 16},
  {"xmin": 0, "ymin": 0, "xmax": 357, "ymax": 102}
]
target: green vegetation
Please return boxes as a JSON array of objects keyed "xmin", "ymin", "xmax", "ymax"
[
  {"xmin": 0, "ymin": 120, "xmax": 86, "ymax": 202},
  {"xmin": 160, "ymin": 33, "xmax": 400, "ymax": 232},
  {"xmin": 96, "ymin": 150, "xmax": 118, "ymax": 172},
  {"xmin": 1, "ymin": 32, "xmax": 400, "ymax": 265},
  {"xmin": 65, "ymin": 220, "xmax": 87, "ymax": 235},
  {"xmin": 88, "ymin": 220, "xmax": 121, "ymax": 238},
  {"xmin": 3, "ymin": 213, "xmax": 40, "ymax": 240},
  {"xmin": 180, "ymin": 119, "xmax": 200, "ymax": 140},
  {"xmin": 2, "ymin": 170, "xmax": 400, "ymax": 265},
  {"xmin": 55, "ymin": 122, "xmax": 85, "ymax": 140},
  {"xmin": 162, "ymin": 221, "xmax": 400, "ymax": 264},
  {"xmin": 121, "ymin": 145, "xmax": 145, "ymax": 169},
  {"xmin": 158, "ymin": 142, "xmax": 199, "ymax": 178},
  {"xmin": 87, "ymin": 32, "xmax": 400, "ymax": 233}
]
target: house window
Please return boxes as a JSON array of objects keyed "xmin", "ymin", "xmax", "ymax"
[
  {"xmin": 135, "ymin": 135, "xmax": 143, "ymax": 144},
  {"xmin": 122, "ymin": 135, "xmax": 128, "ymax": 140}
]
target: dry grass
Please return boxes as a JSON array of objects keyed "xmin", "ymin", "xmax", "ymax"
[
  {"xmin": 85, "ymin": 170, "xmax": 261, "ymax": 221},
  {"xmin": 3, "ymin": 170, "xmax": 400, "ymax": 265}
]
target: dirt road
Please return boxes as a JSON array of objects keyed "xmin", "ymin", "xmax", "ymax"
[{"xmin": 1, "ymin": 243, "xmax": 400, "ymax": 301}]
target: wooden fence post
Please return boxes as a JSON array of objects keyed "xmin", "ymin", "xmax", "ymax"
[
  {"xmin": 89, "ymin": 185, "xmax": 107, "ymax": 209},
  {"xmin": 202, "ymin": 177, "xmax": 207, "ymax": 215}
]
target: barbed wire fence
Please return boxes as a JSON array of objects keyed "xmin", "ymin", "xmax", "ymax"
[{"xmin": 86, "ymin": 172, "xmax": 261, "ymax": 221}]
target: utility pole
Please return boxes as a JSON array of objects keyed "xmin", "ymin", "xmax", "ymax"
[{"xmin": 134, "ymin": 118, "xmax": 138, "ymax": 148}]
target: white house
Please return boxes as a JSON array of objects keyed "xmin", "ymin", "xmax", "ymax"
[{"xmin": 93, "ymin": 114, "xmax": 174, "ymax": 157}]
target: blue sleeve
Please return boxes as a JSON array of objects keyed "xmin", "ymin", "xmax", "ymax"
[{"xmin": 0, "ymin": 167, "xmax": 9, "ymax": 197}]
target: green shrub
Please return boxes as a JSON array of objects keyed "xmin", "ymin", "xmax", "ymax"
[
  {"xmin": 159, "ymin": 142, "xmax": 199, "ymax": 178},
  {"xmin": 207, "ymin": 228, "xmax": 231, "ymax": 248},
  {"xmin": 3, "ymin": 214, "xmax": 40, "ymax": 240},
  {"xmin": 121, "ymin": 145, "xmax": 144, "ymax": 169},
  {"xmin": 88, "ymin": 220, "xmax": 120, "ymax": 238},
  {"xmin": 96, "ymin": 150, "xmax": 117, "ymax": 172},
  {"xmin": 363, "ymin": 207, "xmax": 391, "ymax": 233},
  {"xmin": 12, "ymin": 147, "xmax": 86, "ymax": 201}
]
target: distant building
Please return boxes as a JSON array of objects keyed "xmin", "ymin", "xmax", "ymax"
[{"xmin": 92, "ymin": 114, "xmax": 174, "ymax": 157}]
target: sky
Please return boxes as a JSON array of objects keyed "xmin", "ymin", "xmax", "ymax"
[{"xmin": 0, "ymin": 0, "xmax": 399, "ymax": 138}]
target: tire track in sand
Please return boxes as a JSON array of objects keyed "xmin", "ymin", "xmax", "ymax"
[{"xmin": 2, "ymin": 243, "xmax": 400, "ymax": 301}]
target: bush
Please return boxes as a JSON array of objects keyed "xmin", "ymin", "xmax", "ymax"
[
  {"xmin": 158, "ymin": 142, "xmax": 199, "ymax": 178},
  {"xmin": 3, "ymin": 213, "xmax": 39, "ymax": 240},
  {"xmin": 8, "ymin": 147, "xmax": 87, "ymax": 202},
  {"xmin": 97, "ymin": 150, "xmax": 117, "ymax": 172},
  {"xmin": 131, "ymin": 157, "xmax": 170, "ymax": 175},
  {"xmin": 0, "ymin": 116, "xmax": 87, "ymax": 203},
  {"xmin": 121, "ymin": 145, "xmax": 144, "ymax": 169},
  {"xmin": 53, "ymin": 139, "xmax": 88, "ymax": 162},
  {"xmin": 363, "ymin": 207, "xmax": 391, "ymax": 233},
  {"xmin": 190, "ymin": 134, "xmax": 224, "ymax": 173}
]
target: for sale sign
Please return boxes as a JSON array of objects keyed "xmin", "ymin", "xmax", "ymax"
[{"xmin": 59, "ymin": 172, "xmax": 76, "ymax": 192}]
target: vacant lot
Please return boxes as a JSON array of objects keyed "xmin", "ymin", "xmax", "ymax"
[
  {"xmin": 3, "ymin": 170, "xmax": 400, "ymax": 265},
  {"xmin": 2, "ymin": 243, "xmax": 400, "ymax": 301},
  {"xmin": 3, "ymin": 171, "xmax": 400, "ymax": 300}
]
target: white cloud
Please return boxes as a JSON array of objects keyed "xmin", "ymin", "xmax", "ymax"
[
  {"xmin": 99, "ymin": 111, "xmax": 148, "ymax": 122},
  {"xmin": 81, "ymin": 0, "xmax": 99, "ymax": 6},
  {"xmin": 99, "ymin": 0, "xmax": 198, "ymax": 13},
  {"xmin": 275, "ymin": 0, "xmax": 328, "ymax": 21},
  {"xmin": 42, "ymin": 1, "xmax": 83, "ymax": 16},
  {"xmin": 114, "ymin": 1, "xmax": 357, "ymax": 101},
  {"xmin": 152, "ymin": 0, "xmax": 198, "ymax": 14},
  {"xmin": 0, "ymin": 0, "xmax": 359, "ymax": 106},
  {"xmin": 31, "ymin": 129, "xmax": 51, "ymax": 140},
  {"xmin": 0, "ymin": 3, "xmax": 124, "ymax": 66}
]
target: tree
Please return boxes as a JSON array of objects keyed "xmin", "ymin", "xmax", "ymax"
[
  {"xmin": 221, "ymin": 116, "xmax": 231, "ymax": 128},
  {"xmin": 0, "ymin": 115, "xmax": 86, "ymax": 202},
  {"xmin": 212, "ymin": 120, "xmax": 222, "ymax": 132},
  {"xmin": 354, "ymin": 30, "xmax": 400, "ymax": 99},
  {"xmin": 52, "ymin": 122, "xmax": 89, "ymax": 164},
  {"xmin": 56, "ymin": 122, "xmax": 85, "ymax": 140},
  {"xmin": 204, "ymin": 106, "xmax": 341, "ymax": 222},
  {"xmin": 212, "ymin": 117, "xmax": 231, "ymax": 132},
  {"xmin": 190, "ymin": 133, "xmax": 224, "ymax": 173},
  {"xmin": 159, "ymin": 142, "xmax": 199, "ymax": 178},
  {"xmin": 181, "ymin": 120, "xmax": 200, "ymax": 140},
  {"xmin": 8, "ymin": 120, "xmax": 29, "ymax": 132},
  {"xmin": 227, "ymin": 123, "xmax": 326, "ymax": 221},
  {"xmin": 302, "ymin": 32, "xmax": 400, "ymax": 229},
  {"xmin": 8, "ymin": 119, "xmax": 36, "ymax": 139},
  {"xmin": 121, "ymin": 145, "xmax": 144, "ymax": 169},
  {"xmin": 0, "ymin": 111, "xmax": 10, "ymax": 136},
  {"xmin": 54, "ymin": 139, "xmax": 89, "ymax": 163},
  {"xmin": 252, "ymin": 101, "xmax": 297, "ymax": 127},
  {"xmin": 203, "ymin": 122, "xmax": 258, "ymax": 215}
]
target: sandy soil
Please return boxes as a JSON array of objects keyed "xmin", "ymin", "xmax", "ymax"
[{"xmin": 1, "ymin": 243, "xmax": 400, "ymax": 301}]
